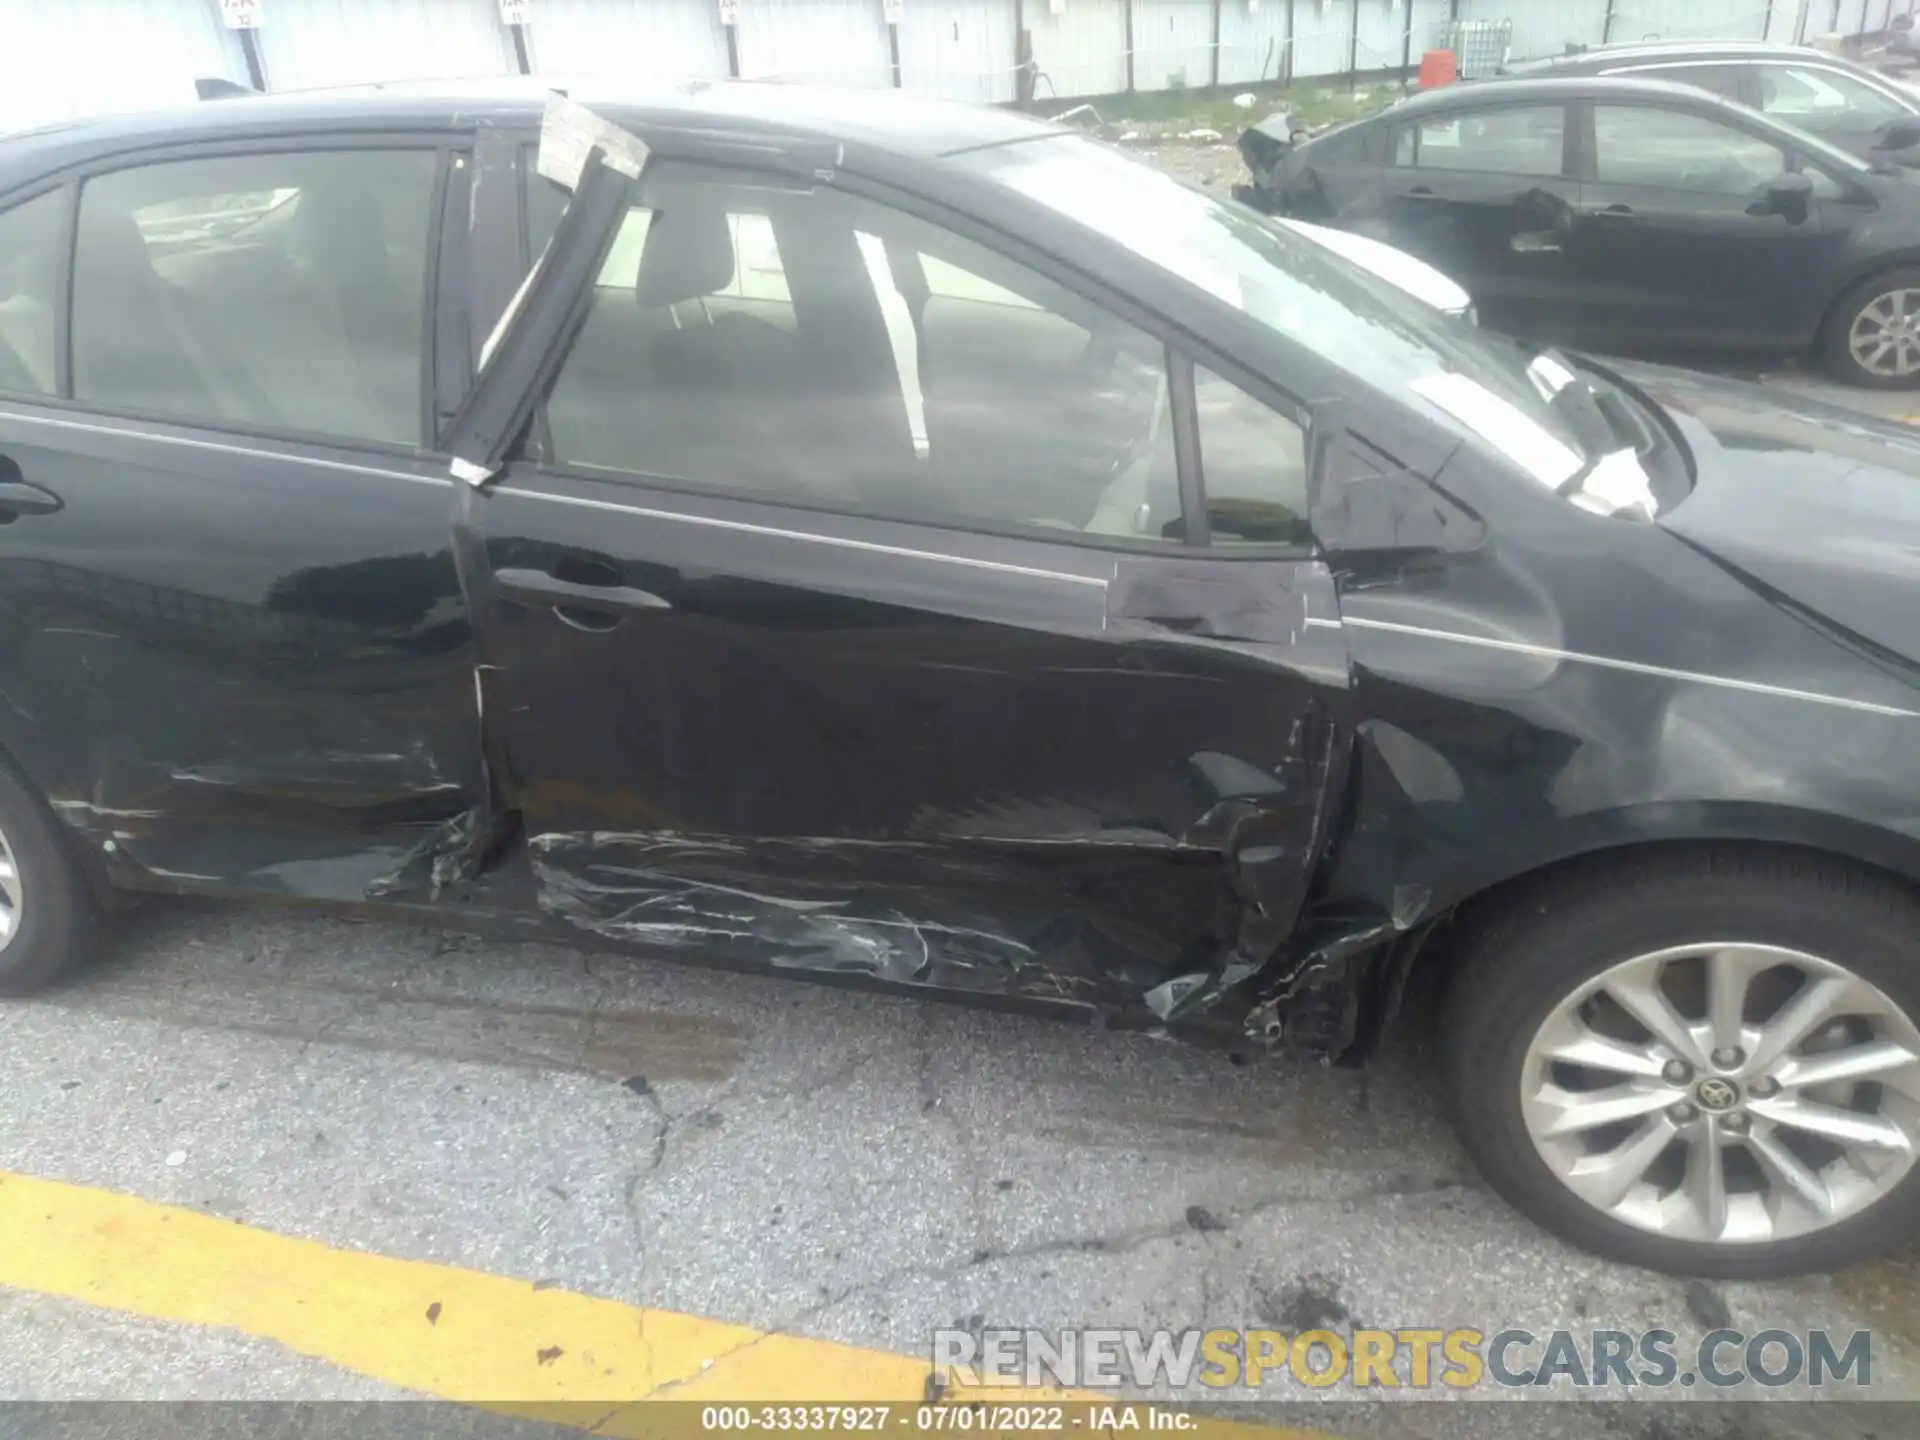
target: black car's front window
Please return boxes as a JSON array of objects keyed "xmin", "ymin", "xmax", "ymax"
[{"xmin": 960, "ymin": 133, "xmax": 1597, "ymax": 491}]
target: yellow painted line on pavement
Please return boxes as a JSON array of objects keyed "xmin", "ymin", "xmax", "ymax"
[{"xmin": 0, "ymin": 1170, "xmax": 1336, "ymax": 1439}]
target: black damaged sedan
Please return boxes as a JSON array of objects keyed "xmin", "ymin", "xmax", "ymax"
[
  {"xmin": 1, "ymin": 79, "xmax": 1919, "ymax": 1279},
  {"xmin": 1239, "ymin": 74, "xmax": 1920, "ymax": 387}
]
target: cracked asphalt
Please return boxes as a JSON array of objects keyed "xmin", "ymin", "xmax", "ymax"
[{"xmin": 5, "ymin": 896, "xmax": 1920, "ymax": 1436}]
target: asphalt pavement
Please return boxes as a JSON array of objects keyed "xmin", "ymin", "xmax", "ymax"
[{"xmin": 5, "ymin": 889, "xmax": 1920, "ymax": 1435}]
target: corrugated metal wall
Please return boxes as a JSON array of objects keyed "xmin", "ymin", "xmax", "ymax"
[
  {"xmin": 1129, "ymin": 1, "xmax": 1215, "ymax": 93},
  {"xmin": 1216, "ymin": 0, "xmax": 1289, "ymax": 86},
  {"xmin": 1290, "ymin": 0, "xmax": 1353, "ymax": 78},
  {"xmin": 254, "ymin": 0, "xmax": 514, "ymax": 88},
  {"xmin": 525, "ymin": 0, "xmax": 731, "ymax": 81},
  {"xmin": 1609, "ymin": 0, "xmax": 1774, "ymax": 41},
  {"xmin": 1457, "ymin": 0, "xmax": 1607, "ymax": 61},
  {"xmin": 0, "ymin": 0, "xmax": 246, "ymax": 133},
  {"xmin": 899, "ymin": 0, "xmax": 1019, "ymax": 103},
  {"xmin": 1835, "ymin": 0, "xmax": 1874, "ymax": 31},
  {"xmin": 2, "ymin": 0, "xmax": 1901, "ymax": 134},
  {"xmin": 734, "ymin": 0, "xmax": 892, "ymax": 85},
  {"xmin": 1027, "ymin": 2, "xmax": 1129, "ymax": 102},
  {"xmin": 1353, "ymin": 0, "xmax": 1412, "ymax": 74}
]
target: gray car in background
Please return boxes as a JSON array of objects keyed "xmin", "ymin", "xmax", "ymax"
[{"xmin": 1498, "ymin": 39, "xmax": 1920, "ymax": 166}]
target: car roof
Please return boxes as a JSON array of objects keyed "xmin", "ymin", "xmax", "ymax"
[
  {"xmin": 1372, "ymin": 72, "xmax": 1773, "ymax": 118},
  {"xmin": 0, "ymin": 76, "xmax": 1060, "ymax": 194},
  {"xmin": 1503, "ymin": 40, "xmax": 1847, "ymax": 74}
]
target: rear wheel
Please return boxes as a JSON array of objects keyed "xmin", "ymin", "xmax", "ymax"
[
  {"xmin": 0, "ymin": 762, "xmax": 99, "ymax": 997},
  {"xmin": 1821, "ymin": 267, "xmax": 1920, "ymax": 388},
  {"xmin": 1440, "ymin": 849, "xmax": 1920, "ymax": 1278}
]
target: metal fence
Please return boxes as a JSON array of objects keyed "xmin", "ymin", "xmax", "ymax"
[{"xmin": 0, "ymin": 0, "xmax": 1907, "ymax": 134}]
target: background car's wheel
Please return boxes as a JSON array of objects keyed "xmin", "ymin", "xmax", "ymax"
[
  {"xmin": 0, "ymin": 760, "xmax": 99, "ymax": 997},
  {"xmin": 1821, "ymin": 267, "xmax": 1920, "ymax": 388},
  {"xmin": 1438, "ymin": 847, "xmax": 1920, "ymax": 1278}
]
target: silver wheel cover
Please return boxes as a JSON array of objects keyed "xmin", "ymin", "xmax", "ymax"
[{"xmin": 1522, "ymin": 943, "xmax": 1920, "ymax": 1245}]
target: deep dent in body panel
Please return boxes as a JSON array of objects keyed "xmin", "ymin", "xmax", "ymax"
[{"xmin": 520, "ymin": 556, "xmax": 1361, "ymax": 1037}]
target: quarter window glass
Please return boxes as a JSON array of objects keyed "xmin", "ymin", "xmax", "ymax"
[
  {"xmin": 1593, "ymin": 106, "xmax": 1792, "ymax": 195},
  {"xmin": 1760, "ymin": 65, "xmax": 1906, "ymax": 121},
  {"xmin": 1415, "ymin": 107, "xmax": 1565, "ymax": 176},
  {"xmin": 1621, "ymin": 64, "xmax": 1746, "ymax": 100},
  {"xmin": 544, "ymin": 172, "xmax": 1181, "ymax": 546},
  {"xmin": 0, "ymin": 190, "xmax": 63, "ymax": 396},
  {"xmin": 73, "ymin": 149, "xmax": 438, "ymax": 445},
  {"xmin": 1195, "ymin": 368, "xmax": 1310, "ymax": 546}
]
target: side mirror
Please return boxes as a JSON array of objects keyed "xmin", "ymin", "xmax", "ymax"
[
  {"xmin": 1752, "ymin": 171, "xmax": 1815, "ymax": 221},
  {"xmin": 1877, "ymin": 116, "xmax": 1920, "ymax": 150}
]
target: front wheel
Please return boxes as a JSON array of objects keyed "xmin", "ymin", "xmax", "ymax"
[
  {"xmin": 1440, "ymin": 849, "xmax": 1920, "ymax": 1278},
  {"xmin": 0, "ymin": 761, "xmax": 100, "ymax": 997},
  {"xmin": 1820, "ymin": 267, "xmax": 1920, "ymax": 388}
]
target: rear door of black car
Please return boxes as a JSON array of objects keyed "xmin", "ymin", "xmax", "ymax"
[
  {"xmin": 0, "ymin": 136, "xmax": 488, "ymax": 899},
  {"xmin": 1373, "ymin": 100, "xmax": 1580, "ymax": 337},
  {"xmin": 446, "ymin": 130, "xmax": 1351, "ymax": 1025}
]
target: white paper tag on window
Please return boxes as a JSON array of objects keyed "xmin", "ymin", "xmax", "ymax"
[{"xmin": 536, "ymin": 93, "xmax": 650, "ymax": 191}]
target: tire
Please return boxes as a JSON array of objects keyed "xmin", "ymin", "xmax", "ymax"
[
  {"xmin": 0, "ymin": 760, "xmax": 99, "ymax": 997},
  {"xmin": 1820, "ymin": 266, "xmax": 1920, "ymax": 389},
  {"xmin": 1438, "ymin": 847, "xmax": 1920, "ymax": 1279}
]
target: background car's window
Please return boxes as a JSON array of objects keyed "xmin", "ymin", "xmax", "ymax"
[
  {"xmin": 1758, "ymin": 64, "xmax": 1906, "ymax": 122},
  {"xmin": 73, "ymin": 149, "xmax": 439, "ymax": 445},
  {"xmin": 0, "ymin": 191, "xmax": 63, "ymax": 396},
  {"xmin": 1592, "ymin": 106, "xmax": 1798, "ymax": 196},
  {"xmin": 1617, "ymin": 63, "xmax": 1746, "ymax": 100},
  {"xmin": 1194, "ymin": 367, "xmax": 1309, "ymax": 545},
  {"xmin": 962, "ymin": 134, "xmax": 1590, "ymax": 476},
  {"xmin": 543, "ymin": 171, "xmax": 1186, "ymax": 547},
  {"xmin": 1412, "ymin": 106, "xmax": 1565, "ymax": 176}
]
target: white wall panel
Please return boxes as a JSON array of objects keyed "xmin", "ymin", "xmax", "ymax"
[
  {"xmin": 1407, "ymin": 0, "xmax": 1450, "ymax": 52},
  {"xmin": 1456, "ymin": 0, "xmax": 1607, "ymax": 62},
  {"xmin": 1217, "ymin": 0, "xmax": 1288, "ymax": 85},
  {"xmin": 254, "ymin": 0, "xmax": 513, "ymax": 89},
  {"xmin": 1609, "ymin": 0, "xmax": 1774, "ymax": 41},
  {"xmin": 735, "ymin": 0, "xmax": 892, "ymax": 85},
  {"xmin": 1027, "ymin": 1, "xmax": 1127, "ymax": 104},
  {"xmin": 1128, "ymin": 0, "xmax": 1214, "ymax": 93},
  {"xmin": 0, "ymin": 0, "xmax": 246, "ymax": 133},
  {"xmin": 525, "ymin": 0, "xmax": 730, "ymax": 80},
  {"xmin": 1354, "ymin": 0, "xmax": 1411, "ymax": 74},
  {"xmin": 1289, "ymin": 0, "xmax": 1352, "ymax": 79},
  {"xmin": 899, "ymin": 0, "xmax": 1018, "ymax": 102},
  {"xmin": 1833, "ymin": 0, "xmax": 1873, "ymax": 33}
]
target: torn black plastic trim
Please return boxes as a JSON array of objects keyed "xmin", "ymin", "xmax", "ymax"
[{"xmin": 441, "ymin": 148, "xmax": 636, "ymax": 482}]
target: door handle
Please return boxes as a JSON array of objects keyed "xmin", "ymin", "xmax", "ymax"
[
  {"xmin": 1591, "ymin": 203, "xmax": 1639, "ymax": 219},
  {"xmin": 1406, "ymin": 186, "xmax": 1442, "ymax": 199},
  {"xmin": 494, "ymin": 567, "xmax": 672, "ymax": 615},
  {"xmin": 0, "ymin": 472, "xmax": 61, "ymax": 519}
]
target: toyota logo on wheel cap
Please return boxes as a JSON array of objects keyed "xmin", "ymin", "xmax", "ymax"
[{"xmin": 1696, "ymin": 1078, "xmax": 1741, "ymax": 1112}]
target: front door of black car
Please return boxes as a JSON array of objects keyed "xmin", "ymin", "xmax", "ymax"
[
  {"xmin": 1374, "ymin": 103, "xmax": 1579, "ymax": 338},
  {"xmin": 453, "ymin": 146, "xmax": 1350, "ymax": 1023},
  {"xmin": 0, "ymin": 141, "xmax": 487, "ymax": 899},
  {"xmin": 1569, "ymin": 103, "xmax": 1845, "ymax": 348}
]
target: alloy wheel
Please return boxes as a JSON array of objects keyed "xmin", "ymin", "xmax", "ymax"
[
  {"xmin": 1520, "ymin": 943, "xmax": 1920, "ymax": 1245},
  {"xmin": 1848, "ymin": 288, "xmax": 1920, "ymax": 378},
  {"xmin": 0, "ymin": 819, "xmax": 20, "ymax": 952}
]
